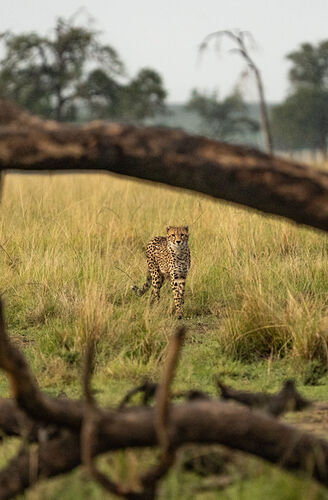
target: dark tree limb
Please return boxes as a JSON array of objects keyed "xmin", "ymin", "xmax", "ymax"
[
  {"xmin": 80, "ymin": 329, "xmax": 186, "ymax": 500},
  {"xmin": 0, "ymin": 299, "xmax": 101, "ymax": 430},
  {"xmin": 2, "ymin": 398, "xmax": 328, "ymax": 499},
  {"xmin": 0, "ymin": 326, "xmax": 326, "ymax": 500},
  {"xmin": 154, "ymin": 326, "xmax": 185, "ymax": 454},
  {"xmin": 118, "ymin": 381, "xmax": 158, "ymax": 409},
  {"xmin": 217, "ymin": 379, "xmax": 311, "ymax": 416},
  {"xmin": 0, "ymin": 430, "xmax": 82, "ymax": 500},
  {"xmin": 1, "ymin": 100, "xmax": 328, "ymax": 233},
  {"xmin": 0, "ymin": 400, "xmax": 37, "ymax": 440},
  {"xmin": 81, "ymin": 340, "xmax": 129, "ymax": 498},
  {"xmin": 135, "ymin": 327, "xmax": 186, "ymax": 498},
  {"xmin": 2, "ymin": 303, "xmax": 328, "ymax": 498}
]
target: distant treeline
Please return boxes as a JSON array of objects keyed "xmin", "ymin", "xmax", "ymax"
[
  {"xmin": 148, "ymin": 102, "xmax": 264, "ymax": 149},
  {"xmin": 0, "ymin": 14, "xmax": 327, "ymax": 158}
]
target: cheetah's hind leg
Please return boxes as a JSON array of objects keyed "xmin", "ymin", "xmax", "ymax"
[{"xmin": 150, "ymin": 271, "xmax": 164, "ymax": 303}]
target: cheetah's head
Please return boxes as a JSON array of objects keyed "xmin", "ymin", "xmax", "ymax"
[{"xmin": 166, "ymin": 226, "xmax": 189, "ymax": 252}]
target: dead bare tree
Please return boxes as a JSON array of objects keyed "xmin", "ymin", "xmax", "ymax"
[{"xmin": 200, "ymin": 29, "xmax": 274, "ymax": 154}]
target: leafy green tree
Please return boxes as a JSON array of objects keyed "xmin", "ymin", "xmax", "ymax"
[
  {"xmin": 119, "ymin": 69, "xmax": 167, "ymax": 122},
  {"xmin": 0, "ymin": 16, "xmax": 167, "ymax": 123},
  {"xmin": 80, "ymin": 68, "xmax": 122, "ymax": 119},
  {"xmin": 272, "ymin": 87, "xmax": 328, "ymax": 155},
  {"xmin": 186, "ymin": 89, "xmax": 258, "ymax": 141},
  {"xmin": 83, "ymin": 67, "xmax": 167, "ymax": 122},
  {"xmin": 272, "ymin": 41, "xmax": 328, "ymax": 157},
  {"xmin": 287, "ymin": 41, "xmax": 328, "ymax": 89},
  {"xmin": 0, "ymin": 17, "xmax": 124, "ymax": 121}
]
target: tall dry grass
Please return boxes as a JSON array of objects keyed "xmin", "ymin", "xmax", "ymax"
[{"xmin": 1, "ymin": 172, "xmax": 328, "ymax": 391}]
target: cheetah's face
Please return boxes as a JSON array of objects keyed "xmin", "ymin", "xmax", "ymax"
[{"xmin": 166, "ymin": 226, "xmax": 189, "ymax": 252}]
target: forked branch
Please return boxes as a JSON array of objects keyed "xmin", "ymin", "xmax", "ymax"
[
  {"xmin": 80, "ymin": 328, "xmax": 186, "ymax": 499},
  {"xmin": 1, "ymin": 301, "xmax": 328, "ymax": 499}
]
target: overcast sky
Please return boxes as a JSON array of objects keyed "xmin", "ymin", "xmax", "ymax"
[{"xmin": 2, "ymin": 1, "xmax": 328, "ymax": 103}]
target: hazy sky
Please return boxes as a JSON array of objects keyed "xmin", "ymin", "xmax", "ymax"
[{"xmin": 2, "ymin": 1, "xmax": 328, "ymax": 103}]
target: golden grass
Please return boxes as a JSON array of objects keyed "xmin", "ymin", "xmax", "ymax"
[
  {"xmin": 3, "ymin": 171, "xmax": 328, "ymax": 499},
  {"xmin": 1, "ymin": 171, "xmax": 328, "ymax": 392}
]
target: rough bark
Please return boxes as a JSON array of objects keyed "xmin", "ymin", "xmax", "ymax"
[
  {"xmin": 2, "ymin": 400, "xmax": 328, "ymax": 499},
  {"xmin": 0, "ymin": 306, "xmax": 327, "ymax": 497},
  {"xmin": 1, "ymin": 100, "xmax": 328, "ymax": 233}
]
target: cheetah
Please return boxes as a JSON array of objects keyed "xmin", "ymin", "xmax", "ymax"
[{"xmin": 132, "ymin": 226, "xmax": 190, "ymax": 319}]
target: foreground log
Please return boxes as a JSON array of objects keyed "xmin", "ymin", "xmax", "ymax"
[
  {"xmin": 1, "ymin": 100, "xmax": 328, "ymax": 233},
  {"xmin": 1, "ymin": 299, "xmax": 328, "ymax": 498},
  {"xmin": 2, "ymin": 398, "xmax": 328, "ymax": 498}
]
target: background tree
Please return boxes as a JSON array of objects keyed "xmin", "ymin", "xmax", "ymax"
[
  {"xmin": 186, "ymin": 89, "xmax": 258, "ymax": 141},
  {"xmin": 80, "ymin": 68, "xmax": 122, "ymax": 120},
  {"xmin": 272, "ymin": 87, "xmax": 328, "ymax": 156},
  {"xmin": 119, "ymin": 68, "xmax": 167, "ymax": 123},
  {"xmin": 0, "ymin": 15, "xmax": 167, "ymax": 123},
  {"xmin": 272, "ymin": 41, "xmax": 328, "ymax": 158},
  {"xmin": 83, "ymin": 67, "xmax": 167, "ymax": 122},
  {"xmin": 287, "ymin": 41, "xmax": 328, "ymax": 89},
  {"xmin": 0, "ymin": 16, "xmax": 124, "ymax": 121}
]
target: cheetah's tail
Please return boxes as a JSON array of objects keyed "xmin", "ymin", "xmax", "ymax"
[{"xmin": 132, "ymin": 273, "xmax": 151, "ymax": 296}]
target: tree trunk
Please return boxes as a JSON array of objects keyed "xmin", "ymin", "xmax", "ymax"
[{"xmin": 254, "ymin": 66, "xmax": 274, "ymax": 155}]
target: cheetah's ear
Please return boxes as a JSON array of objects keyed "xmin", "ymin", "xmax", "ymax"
[
  {"xmin": 184, "ymin": 226, "xmax": 189, "ymax": 232},
  {"xmin": 166, "ymin": 226, "xmax": 171, "ymax": 232}
]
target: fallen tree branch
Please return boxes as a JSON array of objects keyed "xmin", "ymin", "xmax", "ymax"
[
  {"xmin": 134, "ymin": 327, "xmax": 186, "ymax": 498},
  {"xmin": 2, "ymin": 397, "xmax": 328, "ymax": 498},
  {"xmin": 0, "ymin": 300, "xmax": 89, "ymax": 429},
  {"xmin": 0, "ymin": 430, "xmax": 82, "ymax": 500},
  {"xmin": 81, "ymin": 340, "xmax": 131, "ymax": 498},
  {"xmin": 154, "ymin": 326, "xmax": 185, "ymax": 453},
  {"xmin": 1, "ymin": 298, "xmax": 328, "ymax": 498},
  {"xmin": 217, "ymin": 379, "xmax": 311, "ymax": 416},
  {"xmin": 118, "ymin": 384, "xmax": 209, "ymax": 409},
  {"xmin": 118, "ymin": 381, "xmax": 158, "ymax": 409},
  {"xmin": 0, "ymin": 400, "xmax": 38, "ymax": 440},
  {"xmin": 80, "ymin": 329, "xmax": 186, "ymax": 499},
  {"xmin": 1, "ymin": 100, "xmax": 328, "ymax": 233}
]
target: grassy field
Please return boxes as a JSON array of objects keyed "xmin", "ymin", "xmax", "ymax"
[{"xmin": 2, "ymin": 172, "xmax": 328, "ymax": 498}]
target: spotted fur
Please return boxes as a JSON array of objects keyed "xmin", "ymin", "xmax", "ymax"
[{"xmin": 132, "ymin": 226, "xmax": 191, "ymax": 319}]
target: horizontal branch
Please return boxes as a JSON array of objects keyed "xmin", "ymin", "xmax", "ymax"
[
  {"xmin": 217, "ymin": 379, "xmax": 311, "ymax": 416},
  {"xmin": 1, "ymin": 100, "xmax": 328, "ymax": 232},
  {"xmin": 0, "ymin": 298, "xmax": 328, "ymax": 497},
  {"xmin": 1, "ymin": 399, "xmax": 328, "ymax": 498}
]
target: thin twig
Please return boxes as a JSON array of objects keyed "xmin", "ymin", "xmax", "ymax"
[
  {"xmin": 114, "ymin": 264, "xmax": 135, "ymax": 284},
  {"xmin": 118, "ymin": 381, "xmax": 158, "ymax": 409},
  {"xmin": 82, "ymin": 339, "xmax": 96, "ymax": 406},
  {"xmin": 0, "ymin": 242, "xmax": 16, "ymax": 268},
  {"xmin": 81, "ymin": 340, "xmax": 146, "ymax": 499},
  {"xmin": 155, "ymin": 326, "xmax": 186, "ymax": 453},
  {"xmin": 81, "ymin": 340, "xmax": 127, "ymax": 497}
]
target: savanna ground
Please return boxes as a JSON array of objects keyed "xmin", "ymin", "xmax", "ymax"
[{"xmin": 2, "ymin": 171, "xmax": 328, "ymax": 499}]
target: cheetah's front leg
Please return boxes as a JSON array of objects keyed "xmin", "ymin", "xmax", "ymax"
[{"xmin": 170, "ymin": 276, "xmax": 186, "ymax": 319}]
